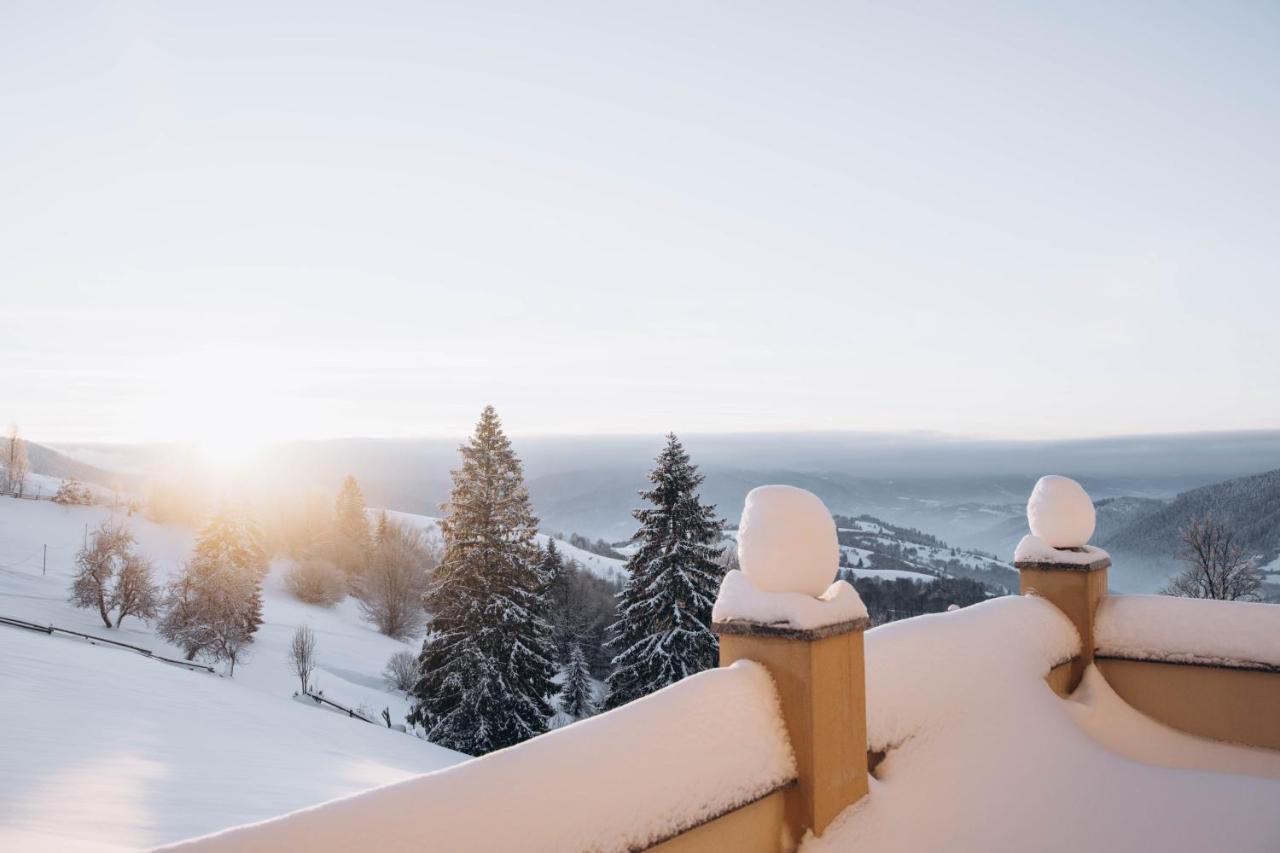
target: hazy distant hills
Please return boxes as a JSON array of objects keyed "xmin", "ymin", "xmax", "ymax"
[
  {"xmin": 1101, "ymin": 468, "xmax": 1280, "ymax": 569},
  {"xmin": 35, "ymin": 430, "xmax": 1280, "ymax": 593}
]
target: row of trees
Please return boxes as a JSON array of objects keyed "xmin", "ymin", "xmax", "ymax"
[{"xmin": 404, "ymin": 407, "xmax": 725, "ymax": 755}]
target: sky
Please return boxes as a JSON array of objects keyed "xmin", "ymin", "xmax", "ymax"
[{"xmin": 2, "ymin": 1, "xmax": 1278, "ymax": 451}]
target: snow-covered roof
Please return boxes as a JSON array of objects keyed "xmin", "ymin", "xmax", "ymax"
[
  {"xmin": 1096, "ymin": 595, "xmax": 1280, "ymax": 671},
  {"xmin": 160, "ymin": 661, "xmax": 796, "ymax": 853}
]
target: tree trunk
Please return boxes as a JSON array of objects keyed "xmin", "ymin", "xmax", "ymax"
[{"xmin": 97, "ymin": 595, "xmax": 113, "ymax": 629}]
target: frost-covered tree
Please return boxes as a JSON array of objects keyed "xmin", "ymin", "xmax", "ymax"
[
  {"xmin": 558, "ymin": 642, "xmax": 597, "ymax": 720},
  {"xmin": 289, "ymin": 625, "xmax": 317, "ymax": 693},
  {"xmin": 357, "ymin": 519, "xmax": 435, "ymax": 639},
  {"xmin": 69, "ymin": 522, "xmax": 159, "ymax": 628},
  {"xmin": 2, "ymin": 423, "xmax": 30, "ymax": 496},
  {"xmin": 158, "ymin": 510, "xmax": 265, "ymax": 672},
  {"xmin": 407, "ymin": 405, "xmax": 557, "ymax": 755},
  {"xmin": 604, "ymin": 434, "xmax": 724, "ymax": 710},
  {"xmin": 53, "ymin": 476, "xmax": 93, "ymax": 506}
]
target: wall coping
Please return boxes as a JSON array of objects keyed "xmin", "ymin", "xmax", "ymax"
[
  {"xmin": 1095, "ymin": 653, "xmax": 1280, "ymax": 675},
  {"xmin": 1014, "ymin": 555, "xmax": 1111, "ymax": 573},
  {"xmin": 712, "ymin": 615, "xmax": 871, "ymax": 641}
]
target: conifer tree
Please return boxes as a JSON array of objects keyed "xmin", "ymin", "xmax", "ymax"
[
  {"xmin": 407, "ymin": 406, "xmax": 557, "ymax": 755},
  {"xmin": 158, "ymin": 509, "xmax": 265, "ymax": 671},
  {"xmin": 333, "ymin": 475, "xmax": 372, "ymax": 576},
  {"xmin": 558, "ymin": 641, "xmax": 597, "ymax": 720},
  {"xmin": 335, "ymin": 475, "xmax": 371, "ymax": 545},
  {"xmin": 604, "ymin": 434, "xmax": 724, "ymax": 710}
]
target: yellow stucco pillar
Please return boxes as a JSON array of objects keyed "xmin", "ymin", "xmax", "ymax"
[
  {"xmin": 715, "ymin": 616, "xmax": 871, "ymax": 846},
  {"xmin": 1016, "ymin": 554, "xmax": 1109, "ymax": 691}
]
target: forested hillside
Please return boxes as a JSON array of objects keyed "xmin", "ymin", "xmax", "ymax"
[{"xmin": 1103, "ymin": 469, "xmax": 1280, "ymax": 567}]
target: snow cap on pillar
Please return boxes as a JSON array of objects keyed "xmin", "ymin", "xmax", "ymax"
[
  {"xmin": 737, "ymin": 485, "xmax": 839, "ymax": 598},
  {"xmin": 1026, "ymin": 475, "xmax": 1095, "ymax": 548}
]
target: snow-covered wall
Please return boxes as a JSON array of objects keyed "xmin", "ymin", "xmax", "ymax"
[
  {"xmin": 864, "ymin": 595, "xmax": 1079, "ymax": 752},
  {"xmin": 1096, "ymin": 595, "xmax": 1280, "ymax": 671},
  {"xmin": 161, "ymin": 661, "xmax": 796, "ymax": 853}
]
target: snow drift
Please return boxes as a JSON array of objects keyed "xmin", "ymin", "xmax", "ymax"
[{"xmin": 162, "ymin": 661, "xmax": 796, "ymax": 853}]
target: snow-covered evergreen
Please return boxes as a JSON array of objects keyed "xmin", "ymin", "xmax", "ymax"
[
  {"xmin": 158, "ymin": 509, "xmax": 266, "ymax": 673},
  {"xmin": 53, "ymin": 475, "xmax": 93, "ymax": 505},
  {"xmin": 604, "ymin": 433, "xmax": 723, "ymax": 710},
  {"xmin": 558, "ymin": 641, "xmax": 597, "ymax": 720},
  {"xmin": 407, "ymin": 406, "xmax": 558, "ymax": 755}
]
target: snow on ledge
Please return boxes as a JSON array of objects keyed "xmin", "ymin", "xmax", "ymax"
[
  {"xmin": 712, "ymin": 569, "xmax": 868, "ymax": 633},
  {"xmin": 1014, "ymin": 534, "xmax": 1110, "ymax": 568},
  {"xmin": 159, "ymin": 661, "xmax": 797, "ymax": 853},
  {"xmin": 1096, "ymin": 595, "xmax": 1280, "ymax": 671}
]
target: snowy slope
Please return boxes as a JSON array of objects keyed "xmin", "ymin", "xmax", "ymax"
[{"xmin": 0, "ymin": 497, "xmax": 466, "ymax": 850}]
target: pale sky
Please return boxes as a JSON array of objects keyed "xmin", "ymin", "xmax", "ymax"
[{"xmin": 2, "ymin": 1, "xmax": 1278, "ymax": 449}]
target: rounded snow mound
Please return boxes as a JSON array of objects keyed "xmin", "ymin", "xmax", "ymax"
[
  {"xmin": 1026, "ymin": 475, "xmax": 1095, "ymax": 548},
  {"xmin": 737, "ymin": 485, "xmax": 838, "ymax": 597}
]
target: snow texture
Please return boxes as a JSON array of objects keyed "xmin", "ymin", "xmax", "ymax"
[
  {"xmin": 1026, "ymin": 475, "xmax": 1095, "ymax": 548},
  {"xmin": 802, "ymin": 595, "xmax": 1280, "ymax": 853},
  {"xmin": 162, "ymin": 661, "xmax": 797, "ymax": 853},
  {"xmin": 1014, "ymin": 534, "xmax": 1110, "ymax": 566},
  {"xmin": 1096, "ymin": 594, "xmax": 1280, "ymax": 670},
  {"xmin": 712, "ymin": 569, "xmax": 867, "ymax": 631},
  {"xmin": 0, "ymin": 498, "xmax": 464, "ymax": 850},
  {"xmin": 737, "ymin": 485, "xmax": 839, "ymax": 597}
]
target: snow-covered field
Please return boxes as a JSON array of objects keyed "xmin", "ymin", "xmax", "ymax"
[{"xmin": 0, "ymin": 497, "xmax": 466, "ymax": 851}]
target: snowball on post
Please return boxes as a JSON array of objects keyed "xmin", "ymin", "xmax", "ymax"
[
  {"xmin": 1026, "ymin": 474, "xmax": 1096, "ymax": 549},
  {"xmin": 713, "ymin": 485, "xmax": 867, "ymax": 635},
  {"xmin": 713, "ymin": 485, "xmax": 871, "ymax": 839},
  {"xmin": 1014, "ymin": 475, "xmax": 1110, "ymax": 691}
]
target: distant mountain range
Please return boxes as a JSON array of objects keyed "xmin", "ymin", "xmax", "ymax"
[{"xmin": 29, "ymin": 430, "xmax": 1280, "ymax": 594}]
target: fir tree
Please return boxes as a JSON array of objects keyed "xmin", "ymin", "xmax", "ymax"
[
  {"xmin": 604, "ymin": 433, "xmax": 723, "ymax": 710},
  {"xmin": 558, "ymin": 641, "xmax": 597, "ymax": 720},
  {"xmin": 333, "ymin": 475, "xmax": 372, "ymax": 576},
  {"xmin": 158, "ymin": 509, "xmax": 265, "ymax": 672},
  {"xmin": 407, "ymin": 406, "xmax": 557, "ymax": 755},
  {"xmin": 335, "ymin": 475, "xmax": 372, "ymax": 547}
]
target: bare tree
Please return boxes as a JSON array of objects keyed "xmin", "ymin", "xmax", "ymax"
[
  {"xmin": 289, "ymin": 625, "xmax": 318, "ymax": 693},
  {"xmin": 1163, "ymin": 515, "xmax": 1263, "ymax": 601},
  {"xmin": 70, "ymin": 522, "xmax": 157, "ymax": 628},
  {"xmin": 2, "ymin": 423, "xmax": 30, "ymax": 496},
  {"xmin": 357, "ymin": 520, "xmax": 436, "ymax": 639},
  {"xmin": 383, "ymin": 649, "xmax": 418, "ymax": 692},
  {"xmin": 110, "ymin": 553, "xmax": 160, "ymax": 628}
]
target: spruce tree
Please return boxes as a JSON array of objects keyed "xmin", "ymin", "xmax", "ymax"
[
  {"xmin": 558, "ymin": 641, "xmax": 597, "ymax": 720},
  {"xmin": 332, "ymin": 475, "xmax": 372, "ymax": 577},
  {"xmin": 604, "ymin": 433, "xmax": 723, "ymax": 710},
  {"xmin": 407, "ymin": 406, "xmax": 557, "ymax": 755},
  {"xmin": 335, "ymin": 475, "xmax": 372, "ymax": 549},
  {"xmin": 538, "ymin": 539, "xmax": 571, "ymax": 657},
  {"xmin": 159, "ymin": 509, "xmax": 265, "ymax": 670}
]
